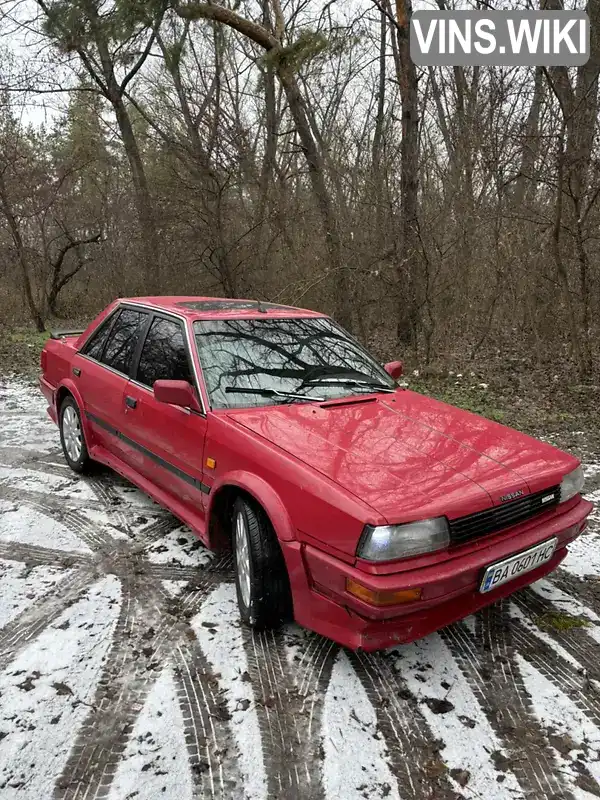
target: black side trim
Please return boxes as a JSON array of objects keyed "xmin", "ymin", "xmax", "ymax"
[{"xmin": 85, "ymin": 411, "xmax": 211, "ymax": 495}]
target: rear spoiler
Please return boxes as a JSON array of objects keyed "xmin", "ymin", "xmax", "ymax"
[{"xmin": 50, "ymin": 329, "xmax": 86, "ymax": 340}]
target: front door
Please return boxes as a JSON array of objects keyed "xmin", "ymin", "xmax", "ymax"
[{"xmin": 120, "ymin": 313, "xmax": 209, "ymax": 523}]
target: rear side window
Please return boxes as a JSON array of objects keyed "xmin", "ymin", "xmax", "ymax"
[
  {"xmin": 136, "ymin": 317, "xmax": 193, "ymax": 388},
  {"xmin": 101, "ymin": 308, "xmax": 148, "ymax": 375},
  {"xmin": 82, "ymin": 316, "xmax": 114, "ymax": 360}
]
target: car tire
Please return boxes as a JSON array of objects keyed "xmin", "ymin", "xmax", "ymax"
[
  {"xmin": 59, "ymin": 396, "xmax": 92, "ymax": 474},
  {"xmin": 232, "ymin": 496, "xmax": 293, "ymax": 630}
]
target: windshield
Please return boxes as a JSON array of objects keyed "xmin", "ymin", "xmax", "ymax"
[{"xmin": 193, "ymin": 317, "xmax": 395, "ymax": 409}]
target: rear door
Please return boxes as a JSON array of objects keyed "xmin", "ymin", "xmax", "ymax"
[
  {"xmin": 121, "ymin": 313, "xmax": 209, "ymax": 518},
  {"xmin": 73, "ymin": 306, "xmax": 150, "ymax": 459}
]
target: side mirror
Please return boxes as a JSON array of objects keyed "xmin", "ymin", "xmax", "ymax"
[
  {"xmin": 384, "ymin": 361, "xmax": 403, "ymax": 381},
  {"xmin": 153, "ymin": 380, "xmax": 201, "ymax": 412}
]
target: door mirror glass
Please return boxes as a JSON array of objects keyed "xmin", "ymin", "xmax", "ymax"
[
  {"xmin": 153, "ymin": 380, "xmax": 200, "ymax": 411},
  {"xmin": 384, "ymin": 361, "xmax": 403, "ymax": 380}
]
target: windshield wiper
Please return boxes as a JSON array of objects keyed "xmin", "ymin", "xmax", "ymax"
[
  {"xmin": 224, "ymin": 387, "xmax": 325, "ymax": 402},
  {"xmin": 302, "ymin": 377, "xmax": 395, "ymax": 393}
]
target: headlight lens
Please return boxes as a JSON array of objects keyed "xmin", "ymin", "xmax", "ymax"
[
  {"xmin": 358, "ymin": 517, "xmax": 450, "ymax": 562},
  {"xmin": 559, "ymin": 466, "xmax": 585, "ymax": 503}
]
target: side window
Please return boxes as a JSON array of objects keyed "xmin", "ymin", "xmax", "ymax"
[
  {"xmin": 136, "ymin": 317, "xmax": 193, "ymax": 388},
  {"xmin": 81, "ymin": 315, "xmax": 114, "ymax": 361},
  {"xmin": 101, "ymin": 308, "xmax": 148, "ymax": 375}
]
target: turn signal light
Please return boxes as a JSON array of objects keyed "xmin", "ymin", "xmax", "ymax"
[{"xmin": 346, "ymin": 579, "xmax": 422, "ymax": 606}]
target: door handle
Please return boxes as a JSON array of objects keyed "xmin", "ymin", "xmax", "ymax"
[
  {"xmin": 73, "ymin": 367, "xmax": 81, "ymax": 377},
  {"xmin": 125, "ymin": 396, "xmax": 137, "ymax": 409}
]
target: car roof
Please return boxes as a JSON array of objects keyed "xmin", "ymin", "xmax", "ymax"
[{"xmin": 124, "ymin": 296, "xmax": 327, "ymax": 321}]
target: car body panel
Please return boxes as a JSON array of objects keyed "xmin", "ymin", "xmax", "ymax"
[
  {"xmin": 38, "ymin": 295, "xmax": 592, "ymax": 651},
  {"xmin": 225, "ymin": 391, "xmax": 577, "ymax": 529},
  {"xmin": 118, "ymin": 381, "xmax": 210, "ymax": 519}
]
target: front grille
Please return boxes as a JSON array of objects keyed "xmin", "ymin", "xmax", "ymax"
[{"xmin": 449, "ymin": 485, "xmax": 560, "ymax": 546}]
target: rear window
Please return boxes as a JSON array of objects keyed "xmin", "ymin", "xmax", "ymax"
[
  {"xmin": 101, "ymin": 308, "xmax": 148, "ymax": 375},
  {"xmin": 82, "ymin": 316, "xmax": 114, "ymax": 361}
]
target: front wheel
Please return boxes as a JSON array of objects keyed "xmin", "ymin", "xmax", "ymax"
[
  {"xmin": 232, "ymin": 497, "xmax": 292, "ymax": 630},
  {"xmin": 59, "ymin": 396, "xmax": 92, "ymax": 474}
]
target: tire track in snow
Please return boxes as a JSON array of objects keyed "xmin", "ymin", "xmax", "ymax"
[
  {"xmin": 441, "ymin": 604, "xmax": 575, "ymax": 800},
  {"xmin": 241, "ymin": 628, "xmax": 337, "ymax": 800},
  {"xmin": 54, "ymin": 573, "xmax": 229, "ymax": 800},
  {"xmin": 349, "ymin": 650, "xmax": 461, "ymax": 800},
  {"xmin": 0, "ymin": 569, "xmax": 96, "ymax": 672},
  {"xmin": 510, "ymin": 618, "xmax": 600, "ymax": 729},
  {"xmin": 0, "ymin": 541, "xmax": 90, "ymax": 569},
  {"xmin": 513, "ymin": 587, "xmax": 600, "ymax": 681},
  {"xmin": 553, "ymin": 571, "xmax": 600, "ymax": 619},
  {"xmin": 172, "ymin": 639, "xmax": 238, "ymax": 799},
  {"xmin": 0, "ymin": 485, "xmax": 118, "ymax": 553},
  {"xmin": 53, "ymin": 579, "xmax": 149, "ymax": 800},
  {"xmin": 0, "ymin": 482, "xmax": 106, "ymax": 514}
]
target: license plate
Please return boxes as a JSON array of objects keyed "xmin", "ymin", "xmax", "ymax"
[{"xmin": 480, "ymin": 538, "xmax": 557, "ymax": 594}]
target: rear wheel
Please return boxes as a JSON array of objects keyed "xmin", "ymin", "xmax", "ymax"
[
  {"xmin": 59, "ymin": 396, "xmax": 92, "ymax": 474},
  {"xmin": 232, "ymin": 496, "xmax": 292, "ymax": 629}
]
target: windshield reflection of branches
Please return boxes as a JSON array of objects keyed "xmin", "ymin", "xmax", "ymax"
[{"xmin": 194, "ymin": 318, "xmax": 392, "ymax": 408}]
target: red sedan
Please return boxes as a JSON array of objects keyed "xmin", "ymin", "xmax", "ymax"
[{"xmin": 39, "ymin": 297, "xmax": 592, "ymax": 650}]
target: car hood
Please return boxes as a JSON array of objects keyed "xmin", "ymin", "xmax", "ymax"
[{"xmin": 226, "ymin": 390, "xmax": 577, "ymax": 523}]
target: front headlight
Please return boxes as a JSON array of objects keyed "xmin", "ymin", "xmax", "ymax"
[
  {"xmin": 559, "ymin": 466, "xmax": 585, "ymax": 503},
  {"xmin": 357, "ymin": 517, "xmax": 450, "ymax": 562}
]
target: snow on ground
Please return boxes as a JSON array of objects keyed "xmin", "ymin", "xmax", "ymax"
[
  {"xmin": 0, "ymin": 560, "xmax": 70, "ymax": 628},
  {"xmin": 0, "ymin": 377, "xmax": 599, "ymax": 800},
  {"xmin": 562, "ymin": 489, "xmax": 600, "ymax": 577},
  {"xmin": 107, "ymin": 667, "xmax": 195, "ymax": 800},
  {"xmin": 0, "ymin": 380, "xmax": 57, "ymax": 454},
  {"xmin": 192, "ymin": 584, "xmax": 268, "ymax": 800},
  {"xmin": 322, "ymin": 651, "xmax": 401, "ymax": 800},
  {"xmin": 0, "ymin": 576, "xmax": 121, "ymax": 799},
  {"xmin": 146, "ymin": 526, "xmax": 214, "ymax": 568},
  {"xmin": 518, "ymin": 654, "xmax": 600, "ymax": 796},
  {"xmin": 397, "ymin": 634, "xmax": 522, "ymax": 799},
  {"xmin": 0, "ymin": 505, "xmax": 93, "ymax": 555},
  {"xmin": 0, "ymin": 465, "xmax": 97, "ymax": 502},
  {"xmin": 531, "ymin": 578, "xmax": 600, "ymax": 623}
]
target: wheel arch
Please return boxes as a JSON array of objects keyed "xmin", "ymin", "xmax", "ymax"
[
  {"xmin": 55, "ymin": 380, "xmax": 94, "ymax": 450},
  {"xmin": 207, "ymin": 472, "xmax": 296, "ymax": 552}
]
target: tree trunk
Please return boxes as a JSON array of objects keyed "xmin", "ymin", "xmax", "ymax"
[
  {"xmin": 514, "ymin": 66, "xmax": 544, "ymax": 207},
  {"xmin": 277, "ymin": 66, "xmax": 351, "ymax": 330},
  {"xmin": 0, "ymin": 171, "xmax": 45, "ymax": 331},
  {"xmin": 392, "ymin": 0, "xmax": 420, "ymax": 347},
  {"xmin": 111, "ymin": 94, "xmax": 160, "ymax": 293}
]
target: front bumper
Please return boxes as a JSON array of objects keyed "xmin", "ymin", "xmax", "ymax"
[{"xmin": 282, "ymin": 497, "xmax": 592, "ymax": 651}]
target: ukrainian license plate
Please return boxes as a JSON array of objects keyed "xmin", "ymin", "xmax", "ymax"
[{"xmin": 480, "ymin": 538, "xmax": 557, "ymax": 594}]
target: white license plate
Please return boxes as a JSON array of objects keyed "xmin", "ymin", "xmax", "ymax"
[{"xmin": 480, "ymin": 538, "xmax": 558, "ymax": 594}]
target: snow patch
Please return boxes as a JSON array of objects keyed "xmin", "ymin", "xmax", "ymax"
[
  {"xmin": 192, "ymin": 583, "xmax": 267, "ymax": 800},
  {"xmin": 146, "ymin": 527, "xmax": 213, "ymax": 569},
  {"xmin": 108, "ymin": 667, "xmax": 194, "ymax": 800},
  {"xmin": 0, "ymin": 466, "xmax": 97, "ymax": 502},
  {"xmin": 0, "ymin": 575, "xmax": 121, "ymax": 799},
  {"xmin": 0, "ymin": 560, "xmax": 70, "ymax": 629},
  {"xmin": 322, "ymin": 651, "xmax": 401, "ymax": 800},
  {"xmin": 0, "ymin": 506, "xmax": 93, "ymax": 555},
  {"xmin": 395, "ymin": 635, "xmax": 522, "ymax": 799},
  {"xmin": 161, "ymin": 580, "xmax": 189, "ymax": 598},
  {"xmin": 532, "ymin": 579, "xmax": 600, "ymax": 623},
  {"xmin": 517, "ymin": 654, "xmax": 600, "ymax": 794}
]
